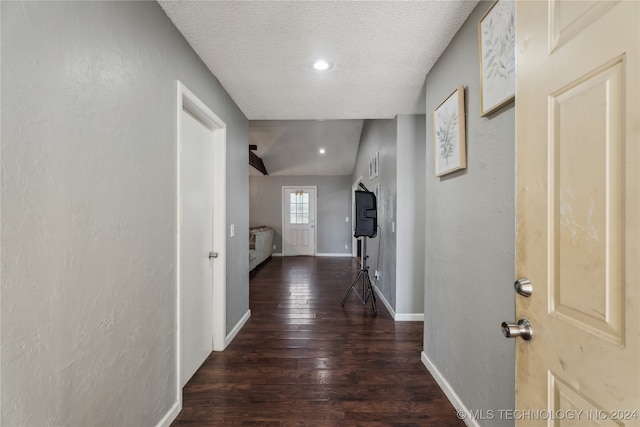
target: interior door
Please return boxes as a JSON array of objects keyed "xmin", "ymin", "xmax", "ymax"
[
  {"xmin": 179, "ymin": 109, "xmax": 214, "ymax": 387},
  {"xmin": 514, "ymin": 0, "xmax": 638, "ymax": 423},
  {"xmin": 282, "ymin": 187, "xmax": 316, "ymax": 256}
]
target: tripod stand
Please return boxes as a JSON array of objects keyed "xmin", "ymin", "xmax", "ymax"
[{"xmin": 341, "ymin": 237, "xmax": 377, "ymax": 315}]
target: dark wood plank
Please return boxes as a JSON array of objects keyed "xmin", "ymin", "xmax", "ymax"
[
  {"xmin": 249, "ymin": 149, "xmax": 268, "ymax": 175},
  {"xmin": 173, "ymin": 256, "xmax": 464, "ymax": 426}
]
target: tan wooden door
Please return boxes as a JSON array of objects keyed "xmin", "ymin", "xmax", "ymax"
[{"xmin": 515, "ymin": 0, "xmax": 639, "ymax": 424}]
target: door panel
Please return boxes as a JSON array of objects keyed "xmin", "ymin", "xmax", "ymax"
[
  {"xmin": 550, "ymin": 0, "xmax": 619, "ymax": 51},
  {"xmin": 179, "ymin": 109, "xmax": 214, "ymax": 387},
  {"xmin": 288, "ymin": 229, "xmax": 298, "ymax": 247},
  {"xmin": 282, "ymin": 187, "xmax": 316, "ymax": 256},
  {"xmin": 550, "ymin": 59, "xmax": 624, "ymax": 344},
  {"xmin": 515, "ymin": 0, "xmax": 638, "ymax": 423}
]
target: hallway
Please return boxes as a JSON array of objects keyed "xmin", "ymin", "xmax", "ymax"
[{"xmin": 173, "ymin": 256, "xmax": 463, "ymax": 426}]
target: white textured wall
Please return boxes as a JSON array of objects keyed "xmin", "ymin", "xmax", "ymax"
[
  {"xmin": 423, "ymin": 1, "xmax": 515, "ymax": 424},
  {"xmin": 1, "ymin": 1, "xmax": 248, "ymax": 425}
]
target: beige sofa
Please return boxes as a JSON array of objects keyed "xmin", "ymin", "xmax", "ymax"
[{"xmin": 249, "ymin": 226, "xmax": 274, "ymax": 272}]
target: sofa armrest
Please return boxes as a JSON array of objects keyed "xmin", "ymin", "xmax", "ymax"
[{"xmin": 249, "ymin": 227, "xmax": 274, "ymax": 271}]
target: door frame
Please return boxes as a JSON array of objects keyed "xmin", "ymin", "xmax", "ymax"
[
  {"xmin": 281, "ymin": 186, "xmax": 317, "ymax": 256},
  {"xmin": 176, "ymin": 81, "xmax": 227, "ymax": 402}
]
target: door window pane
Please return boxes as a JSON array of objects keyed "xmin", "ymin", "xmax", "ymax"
[{"xmin": 289, "ymin": 191, "xmax": 310, "ymax": 224}]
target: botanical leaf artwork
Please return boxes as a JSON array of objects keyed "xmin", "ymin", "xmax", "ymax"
[
  {"xmin": 433, "ymin": 86, "xmax": 465, "ymax": 176},
  {"xmin": 480, "ymin": 0, "xmax": 515, "ymax": 115},
  {"xmin": 483, "ymin": 2, "xmax": 515, "ymax": 85},
  {"xmin": 436, "ymin": 107, "xmax": 458, "ymax": 165}
]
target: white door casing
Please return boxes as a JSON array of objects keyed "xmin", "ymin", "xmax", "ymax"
[
  {"xmin": 515, "ymin": 1, "xmax": 638, "ymax": 424},
  {"xmin": 177, "ymin": 82, "xmax": 227, "ymax": 392},
  {"xmin": 282, "ymin": 186, "xmax": 316, "ymax": 256}
]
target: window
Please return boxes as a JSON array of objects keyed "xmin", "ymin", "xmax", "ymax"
[{"xmin": 290, "ymin": 192, "xmax": 310, "ymax": 224}]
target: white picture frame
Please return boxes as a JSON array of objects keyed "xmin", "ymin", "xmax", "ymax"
[{"xmin": 368, "ymin": 152, "xmax": 379, "ymax": 180}]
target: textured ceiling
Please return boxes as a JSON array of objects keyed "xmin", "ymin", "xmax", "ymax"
[{"xmin": 159, "ymin": 0, "xmax": 479, "ymax": 174}]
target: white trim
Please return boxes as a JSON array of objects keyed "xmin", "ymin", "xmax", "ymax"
[
  {"xmin": 372, "ymin": 282, "xmax": 396, "ymax": 318},
  {"xmin": 316, "ymin": 253, "xmax": 353, "ymax": 257},
  {"xmin": 155, "ymin": 401, "xmax": 181, "ymax": 427},
  {"xmin": 372, "ymin": 283, "xmax": 423, "ymax": 321},
  {"xmin": 421, "ymin": 352, "xmax": 479, "ymax": 427},
  {"xmin": 272, "ymin": 252, "xmax": 283, "ymax": 257},
  {"xmin": 210, "ymin": 123, "xmax": 226, "ymax": 353},
  {"xmin": 394, "ymin": 313, "xmax": 424, "ymax": 322},
  {"xmin": 176, "ymin": 81, "xmax": 227, "ymax": 406},
  {"xmin": 225, "ymin": 309, "xmax": 251, "ymax": 348},
  {"xmin": 281, "ymin": 186, "xmax": 317, "ymax": 256}
]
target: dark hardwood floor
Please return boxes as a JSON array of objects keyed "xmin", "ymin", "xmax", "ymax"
[{"xmin": 173, "ymin": 256, "xmax": 464, "ymax": 426}]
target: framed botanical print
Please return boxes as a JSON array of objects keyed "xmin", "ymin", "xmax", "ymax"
[
  {"xmin": 479, "ymin": 0, "xmax": 515, "ymax": 116},
  {"xmin": 434, "ymin": 86, "xmax": 466, "ymax": 176}
]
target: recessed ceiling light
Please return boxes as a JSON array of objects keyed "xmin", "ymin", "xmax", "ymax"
[
  {"xmin": 312, "ymin": 60, "xmax": 332, "ymax": 71},
  {"xmin": 319, "ymin": 148, "xmax": 326, "ymax": 154}
]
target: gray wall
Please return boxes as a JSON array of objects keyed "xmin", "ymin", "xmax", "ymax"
[
  {"xmin": 396, "ymin": 115, "xmax": 426, "ymax": 316},
  {"xmin": 249, "ymin": 175, "xmax": 352, "ymax": 254},
  {"xmin": 352, "ymin": 119, "xmax": 397, "ymax": 309},
  {"xmin": 1, "ymin": 2, "xmax": 248, "ymax": 426},
  {"xmin": 351, "ymin": 115, "xmax": 425, "ymax": 318},
  {"xmin": 423, "ymin": 1, "xmax": 515, "ymax": 425}
]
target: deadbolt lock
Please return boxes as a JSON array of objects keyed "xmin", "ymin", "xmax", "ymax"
[{"xmin": 514, "ymin": 277, "xmax": 533, "ymax": 297}]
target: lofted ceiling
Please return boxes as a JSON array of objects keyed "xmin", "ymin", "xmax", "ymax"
[
  {"xmin": 249, "ymin": 120, "xmax": 363, "ymax": 176},
  {"xmin": 159, "ymin": 0, "xmax": 479, "ymax": 175}
]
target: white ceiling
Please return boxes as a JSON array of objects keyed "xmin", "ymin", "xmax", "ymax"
[{"xmin": 159, "ymin": 0, "xmax": 479, "ymax": 175}]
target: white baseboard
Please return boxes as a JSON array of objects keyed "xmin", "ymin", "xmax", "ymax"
[
  {"xmin": 274, "ymin": 253, "xmax": 352, "ymax": 257},
  {"xmin": 371, "ymin": 284, "xmax": 423, "ymax": 321},
  {"xmin": 316, "ymin": 253, "xmax": 352, "ymax": 257},
  {"xmin": 394, "ymin": 313, "xmax": 424, "ymax": 321},
  {"xmin": 372, "ymin": 283, "xmax": 395, "ymax": 318},
  {"xmin": 155, "ymin": 400, "xmax": 181, "ymax": 427},
  {"xmin": 225, "ymin": 309, "xmax": 251, "ymax": 348},
  {"xmin": 421, "ymin": 351, "xmax": 479, "ymax": 427}
]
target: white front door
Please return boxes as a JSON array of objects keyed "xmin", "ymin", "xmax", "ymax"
[
  {"xmin": 515, "ymin": 0, "xmax": 639, "ymax": 422},
  {"xmin": 282, "ymin": 187, "xmax": 316, "ymax": 256},
  {"xmin": 179, "ymin": 108, "xmax": 214, "ymax": 387}
]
